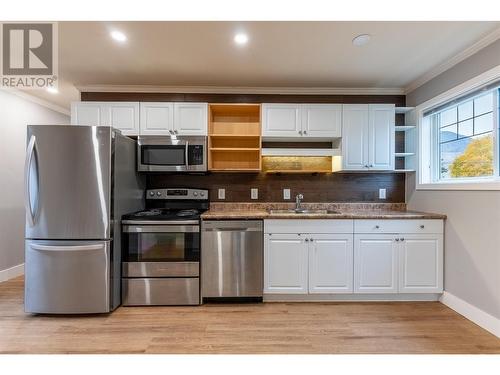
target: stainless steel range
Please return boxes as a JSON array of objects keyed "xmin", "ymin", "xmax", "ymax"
[{"xmin": 121, "ymin": 188, "xmax": 208, "ymax": 306}]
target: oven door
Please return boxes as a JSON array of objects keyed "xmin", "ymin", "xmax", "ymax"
[
  {"xmin": 122, "ymin": 222, "xmax": 200, "ymax": 277},
  {"xmin": 137, "ymin": 136, "xmax": 207, "ymax": 172}
]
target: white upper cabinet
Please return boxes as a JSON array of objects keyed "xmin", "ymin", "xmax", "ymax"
[
  {"xmin": 107, "ymin": 102, "xmax": 140, "ymax": 136},
  {"xmin": 264, "ymin": 234, "xmax": 309, "ymax": 294},
  {"xmin": 342, "ymin": 104, "xmax": 395, "ymax": 171},
  {"xmin": 73, "ymin": 101, "xmax": 208, "ymax": 136},
  {"xmin": 308, "ymin": 234, "xmax": 353, "ymax": 293},
  {"xmin": 173, "ymin": 102, "xmax": 208, "ymax": 135},
  {"xmin": 71, "ymin": 102, "xmax": 106, "ymax": 126},
  {"xmin": 301, "ymin": 104, "xmax": 342, "ymax": 138},
  {"xmin": 71, "ymin": 102, "xmax": 140, "ymax": 136},
  {"xmin": 354, "ymin": 234, "xmax": 398, "ymax": 293},
  {"xmin": 342, "ymin": 104, "xmax": 370, "ymax": 170},
  {"xmin": 140, "ymin": 102, "xmax": 174, "ymax": 136},
  {"xmin": 399, "ymin": 234, "xmax": 443, "ymax": 293},
  {"xmin": 262, "ymin": 104, "xmax": 301, "ymax": 137},
  {"xmin": 369, "ymin": 104, "xmax": 395, "ymax": 170},
  {"xmin": 262, "ymin": 103, "xmax": 342, "ymax": 138}
]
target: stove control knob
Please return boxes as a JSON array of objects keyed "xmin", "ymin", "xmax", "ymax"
[
  {"xmin": 193, "ymin": 192, "xmax": 198, "ymax": 196},
  {"xmin": 149, "ymin": 191, "xmax": 155, "ymax": 197},
  {"xmin": 156, "ymin": 191, "xmax": 162, "ymax": 197},
  {"xmin": 200, "ymin": 192, "xmax": 205, "ymax": 197}
]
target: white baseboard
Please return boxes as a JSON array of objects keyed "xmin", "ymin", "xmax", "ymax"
[
  {"xmin": 264, "ymin": 293, "xmax": 441, "ymax": 302},
  {"xmin": 440, "ymin": 291, "xmax": 500, "ymax": 338},
  {"xmin": 0, "ymin": 263, "xmax": 24, "ymax": 283}
]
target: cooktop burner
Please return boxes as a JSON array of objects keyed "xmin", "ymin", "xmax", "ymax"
[
  {"xmin": 177, "ymin": 209, "xmax": 199, "ymax": 217},
  {"xmin": 122, "ymin": 188, "xmax": 209, "ymax": 223},
  {"xmin": 122, "ymin": 208, "xmax": 204, "ymax": 221}
]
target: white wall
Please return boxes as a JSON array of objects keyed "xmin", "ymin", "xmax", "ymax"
[
  {"xmin": 0, "ymin": 90, "xmax": 69, "ymax": 279},
  {"xmin": 406, "ymin": 39, "xmax": 500, "ymax": 322}
]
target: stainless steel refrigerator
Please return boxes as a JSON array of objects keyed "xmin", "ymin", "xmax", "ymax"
[{"xmin": 24, "ymin": 125, "xmax": 144, "ymax": 314}]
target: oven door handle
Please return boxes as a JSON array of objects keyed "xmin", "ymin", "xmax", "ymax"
[{"xmin": 123, "ymin": 225, "xmax": 200, "ymax": 233}]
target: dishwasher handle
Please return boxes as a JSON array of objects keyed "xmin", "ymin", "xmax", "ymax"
[{"xmin": 202, "ymin": 220, "xmax": 263, "ymax": 232}]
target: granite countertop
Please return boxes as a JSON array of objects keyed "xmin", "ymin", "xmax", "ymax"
[{"xmin": 201, "ymin": 203, "xmax": 447, "ymax": 220}]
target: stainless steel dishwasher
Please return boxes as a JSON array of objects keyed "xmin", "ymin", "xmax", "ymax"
[{"xmin": 201, "ymin": 220, "xmax": 263, "ymax": 299}]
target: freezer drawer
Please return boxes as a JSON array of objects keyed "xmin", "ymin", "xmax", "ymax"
[
  {"xmin": 202, "ymin": 220, "xmax": 263, "ymax": 298},
  {"xmin": 25, "ymin": 240, "xmax": 111, "ymax": 314},
  {"xmin": 122, "ymin": 278, "xmax": 200, "ymax": 306}
]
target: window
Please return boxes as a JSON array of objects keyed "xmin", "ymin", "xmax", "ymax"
[{"xmin": 419, "ymin": 80, "xmax": 500, "ymax": 189}]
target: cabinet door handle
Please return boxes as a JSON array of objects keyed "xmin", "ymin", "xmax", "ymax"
[
  {"xmin": 305, "ymin": 238, "xmax": 309, "ymax": 242},
  {"xmin": 369, "ymin": 164, "xmax": 373, "ymax": 168},
  {"xmin": 400, "ymin": 238, "xmax": 404, "ymax": 241},
  {"xmin": 420, "ymin": 225, "xmax": 425, "ymax": 229},
  {"xmin": 395, "ymin": 238, "xmax": 400, "ymax": 242},
  {"xmin": 298, "ymin": 130, "xmax": 303, "ymax": 135},
  {"xmin": 375, "ymin": 225, "xmax": 380, "ymax": 229},
  {"xmin": 174, "ymin": 129, "xmax": 178, "ymax": 134},
  {"xmin": 303, "ymin": 130, "xmax": 307, "ymax": 135}
]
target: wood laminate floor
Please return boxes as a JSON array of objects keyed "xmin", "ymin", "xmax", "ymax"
[{"xmin": 1, "ymin": 277, "xmax": 499, "ymax": 354}]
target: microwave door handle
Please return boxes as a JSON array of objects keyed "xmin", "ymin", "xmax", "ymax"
[
  {"xmin": 185, "ymin": 140, "xmax": 189, "ymax": 168},
  {"xmin": 24, "ymin": 135, "xmax": 37, "ymax": 227}
]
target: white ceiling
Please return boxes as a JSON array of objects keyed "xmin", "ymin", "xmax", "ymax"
[{"xmin": 22, "ymin": 21, "xmax": 500, "ymax": 112}]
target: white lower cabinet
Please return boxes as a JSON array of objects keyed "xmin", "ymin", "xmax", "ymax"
[
  {"xmin": 264, "ymin": 234, "xmax": 308, "ymax": 294},
  {"xmin": 264, "ymin": 219, "xmax": 444, "ymax": 298},
  {"xmin": 309, "ymin": 234, "xmax": 353, "ymax": 293},
  {"xmin": 354, "ymin": 234, "xmax": 398, "ymax": 293},
  {"xmin": 399, "ymin": 234, "xmax": 443, "ymax": 293}
]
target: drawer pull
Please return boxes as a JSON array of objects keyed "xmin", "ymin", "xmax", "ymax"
[
  {"xmin": 420, "ymin": 225, "xmax": 425, "ymax": 229},
  {"xmin": 375, "ymin": 225, "xmax": 380, "ymax": 229},
  {"xmin": 395, "ymin": 238, "xmax": 399, "ymax": 242},
  {"xmin": 400, "ymin": 238, "xmax": 404, "ymax": 241}
]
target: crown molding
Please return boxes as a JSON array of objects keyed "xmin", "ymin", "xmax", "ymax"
[
  {"xmin": 76, "ymin": 84, "xmax": 405, "ymax": 96},
  {"xmin": 1, "ymin": 88, "xmax": 70, "ymax": 115},
  {"xmin": 404, "ymin": 26, "xmax": 500, "ymax": 94}
]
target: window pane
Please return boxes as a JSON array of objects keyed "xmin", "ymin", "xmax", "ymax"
[
  {"xmin": 440, "ymin": 123, "xmax": 457, "ymax": 143},
  {"xmin": 474, "ymin": 92, "xmax": 493, "ymax": 116},
  {"xmin": 440, "ymin": 108, "xmax": 457, "ymax": 127},
  {"xmin": 440, "ymin": 134, "xmax": 493, "ymax": 179},
  {"xmin": 474, "ymin": 112, "xmax": 493, "ymax": 134},
  {"xmin": 458, "ymin": 101, "xmax": 473, "ymax": 121},
  {"xmin": 458, "ymin": 119, "xmax": 473, "ymax": 138}
]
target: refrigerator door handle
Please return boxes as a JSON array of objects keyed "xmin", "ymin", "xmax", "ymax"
[
  {"xmin": 31, "ymin": 243, "xmax": 104, "ymax": 252},
  {"xmin": 24, "ymin": 135, "xmax": 37, "ymax": 227},
  {"xmin": 185, "ymin": 140, "xmax": 189, "ymax": 168}
]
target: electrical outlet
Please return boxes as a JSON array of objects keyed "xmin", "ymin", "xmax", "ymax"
[
  {"xmin": 379, "ymin": 188, "xmax": 387, "ymax": 199},
  {"xmin": 218, "ymin": 188, "xmax": 225, "ymax": 200},
  {"xmin": 251, "ymin": 188, "xmax": 258, "ymax": 200},
  {"xmin": 283, "ymin": 188, "xmax": 291, "ymax": 200}
]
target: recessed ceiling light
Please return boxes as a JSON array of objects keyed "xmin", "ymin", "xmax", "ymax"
[
  {"xmin": 46, "ymin": 87, "xmax": 58, "ymax": 94},
  {"xmin": 234, "ymin": 33, "xmax": 249, "ymax": 45},
  {"xmin": 110, "ymin": 30, "xmax": 127, "ymax": 43},
  {"xmin": 352, "ymin": 34, "xmax": 371, "ymax": 46}
]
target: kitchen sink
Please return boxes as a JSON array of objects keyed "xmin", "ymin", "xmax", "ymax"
[{"xmin": 268, "ymin": 209, "xmax": 342, "ymax": 215}]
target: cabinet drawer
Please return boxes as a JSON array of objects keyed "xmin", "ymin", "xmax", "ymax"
[
  {"xmin": 354, "ymin": 220, "xmax": 443, "ymax": 234},
  {"xmin": 265, "ymin": 219, "xmax": 354, "ymax": 234}
]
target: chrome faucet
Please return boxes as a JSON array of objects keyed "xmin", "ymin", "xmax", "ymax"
[{"xmin": 295, "ymin": 194, "xmax": 304, "ymax": 212}]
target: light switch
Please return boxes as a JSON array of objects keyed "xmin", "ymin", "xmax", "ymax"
[
  {"xmin": 283, "ymin": 188, "xmax": 291, "ymax": 200},
  {"xmin": 251, "ymin": 188, "xmax": 258, "ymax": 200},
  {"xmin": 379, "ymin": 188, "xmax": 386, "ymax": 199},
  {"xmin": 218, "ymin": 188, "xmax": 225, "ymax": 200}
]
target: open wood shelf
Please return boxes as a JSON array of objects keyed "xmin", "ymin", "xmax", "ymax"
[{"xmin": 208, "ymin": 104, "xmax": 262, "ymax": 172}]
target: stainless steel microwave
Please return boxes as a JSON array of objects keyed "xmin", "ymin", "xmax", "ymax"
[{"xmin": 137, "ymin": 136, "xmax": 207, "ymax": 172}]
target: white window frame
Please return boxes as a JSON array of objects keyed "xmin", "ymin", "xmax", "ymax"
[{"xmin": 416, "ymin": 64, "xmax": 500, "ymax": 191}]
